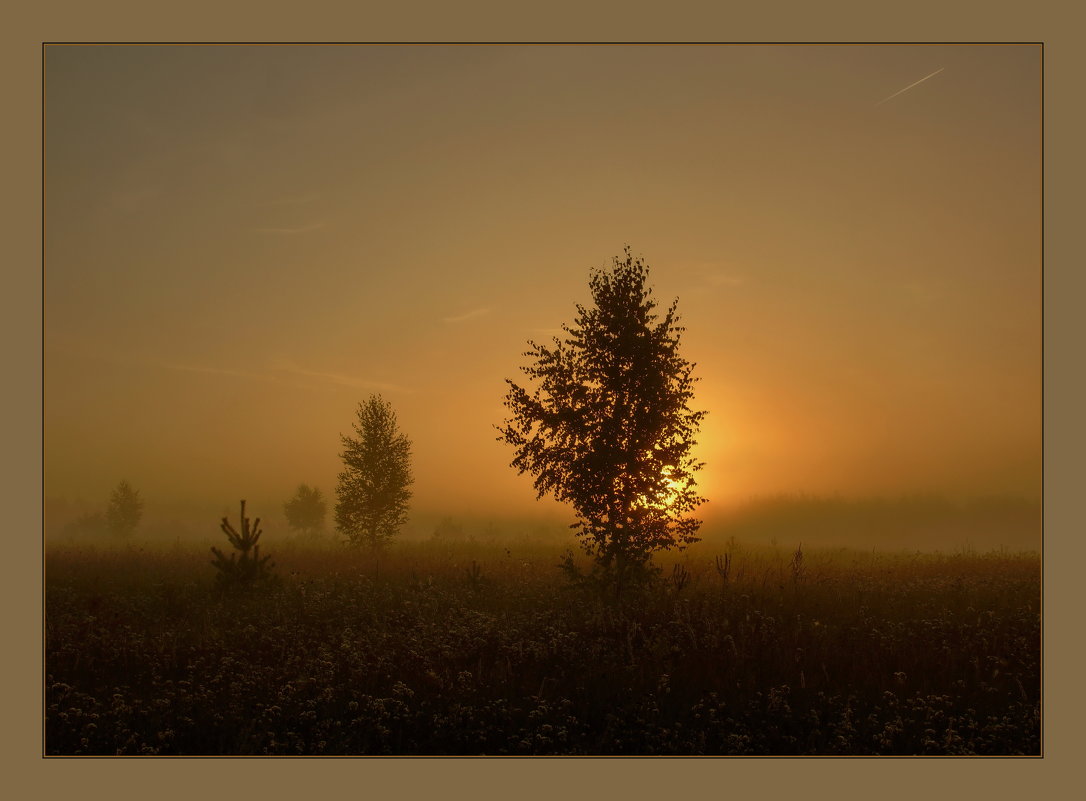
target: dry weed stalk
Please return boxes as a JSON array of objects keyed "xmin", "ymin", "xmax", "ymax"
[
  {"xmin": 671, "ymin": 563, "xmax": 691, "ymax": 594},
  {"xmin": 789, "ymin": 544, "xmax": 805, "ymax": 584},
  {"xmin": 715, "ymin": 552, "xmax": 732, "ymax": 596}
]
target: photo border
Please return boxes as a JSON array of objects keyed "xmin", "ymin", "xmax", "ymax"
[{"xmin": 7, "ymin": 1, "xmax": 1077, "ymax": 797}]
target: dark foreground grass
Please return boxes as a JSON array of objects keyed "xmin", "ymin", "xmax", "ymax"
[{"xmin": 45, "ymin": 540, "xmax": 1040, "ymax": 756}]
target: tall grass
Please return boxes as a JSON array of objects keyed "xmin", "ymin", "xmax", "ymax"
[{"xmin": 46, "ymin": 538, "xmax": 1040, "ymax": 755}]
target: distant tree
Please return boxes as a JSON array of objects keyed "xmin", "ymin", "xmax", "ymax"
[
  {"xmin": 498, "ymin": 247, "xmax": 706, "ymax": 593},
  {"xmin": 60, "ymin": 512, "xmax": 108, "ymax": 541},
  {"xmin": 283, "ymin": 484, "xmax": 327, "ymax": 538},
  {"xmin": 431, "ymin": 517, "xmax": 467, "ymax": 542},
  {"xmin": 105, "ymin": 480, "xmax": 144, "ymax": 538},
  {"xmin": 335, "ymin": 395, "xmax": 414, "ymax": 549}
]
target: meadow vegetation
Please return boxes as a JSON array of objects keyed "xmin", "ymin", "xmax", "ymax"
[{"xmin": 46, "ymin": 537, "xmax": 1039, "ymax": 755}]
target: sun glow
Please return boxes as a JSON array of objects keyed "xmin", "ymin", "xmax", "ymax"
[{"xmin": 634, "ymin": 466, "xmax": 686, "ymax": 510}]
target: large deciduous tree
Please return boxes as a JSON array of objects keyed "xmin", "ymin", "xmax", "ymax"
[
  {"xmin": 335, "ymin": 395, "xmax": 413, "ymax": 549},
  {"xmin": 498, "ymin": 247, "xmax": 706, "ymax": 589}
]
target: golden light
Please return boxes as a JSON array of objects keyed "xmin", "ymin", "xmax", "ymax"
[{"xmin": 634, "ymin": 466, "xmax": 685, "ymax": 510}]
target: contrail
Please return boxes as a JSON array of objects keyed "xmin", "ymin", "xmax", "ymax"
[{"xmin": 874, "ymin": 67, "xmax": 945, "ymax": 107}]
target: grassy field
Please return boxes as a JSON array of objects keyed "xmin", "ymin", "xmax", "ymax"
[{"xmin": 45, "ymin": 538, "xmax": 1041, "ymax": 756}]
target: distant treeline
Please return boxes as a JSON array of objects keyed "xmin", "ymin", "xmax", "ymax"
[
  {"xmin": 702, "ymin": 493, "xmax": 1040, "ymax": 552},
  {"xmin": 43, "ymin": 496, "xmax": 574, "ymax": 546},
  {"xmin": 46, "ymin": 492, "xmax": 1041, "ymax": 553}
]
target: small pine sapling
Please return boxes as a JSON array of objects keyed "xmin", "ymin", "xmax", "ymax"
[{"xmin": 211, "ymin": 500, "xmax": 274, "ymax": 589}]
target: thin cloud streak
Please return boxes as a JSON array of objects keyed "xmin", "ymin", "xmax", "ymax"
[
  {"xmin": 253, "ymin": 221, "xmax": 327, "ymax": 234},
  {"xmin": 45, "ymin": 336, "xmax": 266, "ymax": 383},
  {"xmin": 874, "ymin": 67, "xmax": 945, "ymax": 107},
  {"xmin": 672, "ymin": 260, "xmax": 745, "ymax": 291},
  {"xmin": 705, "ymin": 272, "xmax": 744, "ymax": 288},
  {"xmin": 162, "ymin": 359, "xmax": 412, "ymax": 394},
  {"xmin": 441, "ymin": 307, "xmax": 491, "ymax": 324},
  {"xmin": 159, "ymin": 361, "xmax": 272, "ymax": 382},
  {"xmin": 262, "ymin": 192, "xmax": 321, "ymax": 206},
  {"xmin": 47, "ymin": 338, "xmax": 411, "ymax": 394},
  {"xmin": 526, "ymin": 327, "xmax": 566, "ymax": 338},
  {"xmin": 271, "ymin": 363, "xmax": 412, "ymax": 394}
]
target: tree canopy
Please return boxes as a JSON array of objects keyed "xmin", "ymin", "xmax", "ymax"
[{"xmin": 499, "ymin": 248, "xmax": 706, "ymax": 583}]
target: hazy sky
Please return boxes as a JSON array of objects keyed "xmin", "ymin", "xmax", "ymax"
[{"xmin": 45, "ymin": 44, "xmax": 1041, "ymax": 521}]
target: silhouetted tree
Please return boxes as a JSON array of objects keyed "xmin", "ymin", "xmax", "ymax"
[
  {"xmin": 431, "ymin": 517, "xmax": 467, "ymax": 542},
  {"xmin": 498, "ymin": 247, "xmax": 706, "ymax": 593},
  {"xmin": 105, "ymin": 480, "xmax": 143, "ymax": 538},
  {"xmin": 283, "ymin": 484, "xmax": 327, "ymax": 538},
  {"xmin": 211, "ymin": 499, "xmax": 274, "ymax": 590},
  {"xmin": 335, "ymin": 395, "xmax": 413, "ymax": 549}
]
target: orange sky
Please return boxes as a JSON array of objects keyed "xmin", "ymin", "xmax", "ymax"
[{"xmin": 44, "ymin": 44, "xmax": 1041, "ymax": 523}]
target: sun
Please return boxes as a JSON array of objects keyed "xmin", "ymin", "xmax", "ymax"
[{"xmin": 634, "ymin": 466, "xmax": 686, "ymax": 511}]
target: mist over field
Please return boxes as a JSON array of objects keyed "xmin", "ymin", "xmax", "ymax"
[
  {"xmin": 44, "ymin": 43, "xmax": 1041, "ymax": 756},
  {"xmin": 45, "ymin": 491, "xmax": 1040, "ymax": 554}
]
